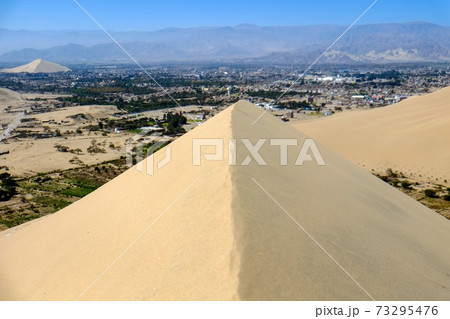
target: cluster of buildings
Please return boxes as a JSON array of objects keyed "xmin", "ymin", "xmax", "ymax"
[{"xmin": 0, "ymin": 63, "xmax": 448, "ymax": 115}]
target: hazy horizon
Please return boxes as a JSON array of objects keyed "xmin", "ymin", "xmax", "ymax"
[
  {"xmin": 1, "ymin": 20, "xmax": 449, "ymax": 33},
  {"xmin": 1, "ymin": 21, "xmax": 449, "ymax": 64},
  {"xmin": 1, "ymin": 0, "xmax": 449, "ymax": 31}
]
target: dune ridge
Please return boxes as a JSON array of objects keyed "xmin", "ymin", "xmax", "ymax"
[
  {"xmin": 291, "ymin": 87, "xmax": 450, "ymax": 185},
  {"xmin": 1, "ymin": 101, "xmax": 450, "ymax": 300}
]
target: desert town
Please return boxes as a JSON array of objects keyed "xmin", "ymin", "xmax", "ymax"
[
  {"xmin": 2, "ymin": 0, "xmax": 450, "ymax": 308},
  {"xmin": 0, "ymin": 59, "xmax": 449, "ymax": 231}
]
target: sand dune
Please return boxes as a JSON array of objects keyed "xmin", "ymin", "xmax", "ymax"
[
  {"xmin": 1, "ymin": 59, "xmax": 70, "ymax": 73},
  {"xmin": 32, "ymin": 105, "xmax": 118, "ymax": 122},
  {"xmin": 0, "ymin": 88, "xmax": 21, "ymax": 103},
  {"xmin": 1, "ymin": 101, "xmax": 450, "ymax": 300},
  {"xmin": 291, "ymin": 87, "xmax": 450, "ymax": 185}
]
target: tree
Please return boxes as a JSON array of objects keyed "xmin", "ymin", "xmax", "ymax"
[
  {"xmin": 165, "ymin": 112, "xmax": 187, "ymax": 135},
  {"xmin": 401, "ymin": 181, "xmax": 411, "ymax": 189},
  {"xmin": 0, "ymin": 173, "xmax": 17, "ymax": 202},
  {"xmin": 54, "ymin": 129, "xmax": 62, "ymax": 137},
  {"xmin": 424, "ymin": 189, "xmax": 437, "ymax": 198}
]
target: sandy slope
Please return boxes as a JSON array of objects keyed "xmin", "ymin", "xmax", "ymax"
[
  {"xmin": 1, "ymin": 59, "xmax": 70, "ymax": 73},
  {"xmin": 291, "ymin": 87, "xmax": 450, "ymax": 185},
  {"xmin": 0, "ymin": 104, "xmax": 239, "ymax": 300},
  {"xmin": 1, "ymin": 101, "xmax": 450, "ymax": 300},
  {"xmin": 0, "ymin": 88, "xmax": 21, "ymax": 103},
  {"xmin": 0, "ymin": 88, "xmax": 62, "ymax": 132},
  {"xmin": 0, "ymin": 87, "xmax": 24, "ymax": 119}
]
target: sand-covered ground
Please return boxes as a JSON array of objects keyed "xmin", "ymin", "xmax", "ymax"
[
  {"xmin": 0, "ymin": 102, "xmax": 134, "ymax": 175},
  {"xmin": 0, "ymin": 88, "xmax": 29, "ymax": 129},
  {"xmin": 0, "ymin": 87, "xmax": 132, "ymax": 175},
  {"xmin": 0, "ymin": 135, "xmax": 129, "ymax": 175},
  {"xmin": 1, "ymin": 101, "xmax": 450, "ymax": 300},
  {"xmin": 0, "ymin": 87, "xmax": 221, "ymax": 176},
  {"xmin": 0, "ymin": 88, "xmax": 24, "ymax": 107},
  {"xmin": 290, "ymin": 86, "xmax": 450, "ymax": 186},
  {"xmin": 31, "ymin": 104, "xmax": 118, "ymax": 123},
  {"xmin": 0, "ymin": 87, "xmax": 69, "ymax": 130}
]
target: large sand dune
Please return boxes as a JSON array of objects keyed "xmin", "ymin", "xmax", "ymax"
[
  {"xmin": 1, "ymin": 59, "xmax": 70, "ymax": 74},
  {"xmin": 291, "ymin": 87, "xmax": 450, "ymax": 185},
  {"xmin": 1, "ymin": 101, "xmax": 450, "ymax": 300}
]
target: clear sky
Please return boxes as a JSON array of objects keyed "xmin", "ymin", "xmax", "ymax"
[{"xmin": 0, "ymin": 0, "xmax": 449, "ymax": 31}]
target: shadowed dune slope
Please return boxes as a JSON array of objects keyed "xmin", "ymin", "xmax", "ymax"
[
  {"xmin": 291, "ymin": 87, "xmax": 450, "ymax": 184},
  {"xmin": 1, "ymin": 100, "xmax": 450, "ymax": 300}
]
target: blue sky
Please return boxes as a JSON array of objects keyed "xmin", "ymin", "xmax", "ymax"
[{"xmin": 0, "ymin": 0, "xmax": 449, "ymax": 31}]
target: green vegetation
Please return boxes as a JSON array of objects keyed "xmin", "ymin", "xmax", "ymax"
[
  {"xmin": 373, "ymin": 171, "xmax": 450, "ymax": 220},
  {"xmin": 444, "ymin": 188, "xmax": 450, "ymax": 201},
  {"xmin": 96, "ymin": 113, "xmax": 185, "ymax": 134},
  {"xmin": 54, "ymin": 129, "xmax": 62, "ymax": 137},
  {"xmin": 87, "ymin": 140, "xmax": 106, "ymax": 154},
  {"xmin": 54, "ymin": 144, "xmax": 83, "ymax": 154},
  {"xmin": 60, "ymin": 187, "xmax": 95, "ymax": 197},
  {"xmin": 308, "ymin": 112, "xmax": 326, "ymax": 116},
  {"xmin": 118, "ymin": 98, "xmax": 192, "ymax": 113},
  {"xmin": 278, "ymin": 100, "xmax": 313, "ymax": 109},
  {"xmin": 103, "ymin": 116, "xmax": 155, "ymax": 131},
  {"xmin": 20, "ymin": 117, "xmax": 37, "ymax": 123},
  {"xmin": 0, "ymin": 212, "xmax": 40, "ymax": 228},
  {"xmin": 59, "ymin": 94, "xmax": 190, "ymax": 113},
  {"xmin": 247, "ymin": 90, "xmax": 300, "ymax": 99},
  {"xmin": 34, "ymin": 196, "xmax": 72, "ymax": 210},
  {"xmin": 130, "ymin": 141, "xmax": 172, "ymax": 165},
  {"xmin": 401, "ymin": 181, "xmax": 412, "ymax": 189},
  {"xmin": 424, "ymin": 189, "xmax": 437, "ymax": 198},
  {"xmin": 65, "ymin": 174, "xmax": 103, "ymax": 189},
  {"xmin": 69, "ymin": 86, "xmax": 157, "ymax": 96},
  {"xmin": 0, "ymin": 173, "xmax": 17, "ymax": 202},
  {"xmin": 165, "ymin": 112, "xmax": 187, "ymax": 134},
  {"xmin": 0, "ymin": 158, "xmax": 128, "ymax": 229}
]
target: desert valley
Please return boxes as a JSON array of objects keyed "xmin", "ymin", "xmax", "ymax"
[{"xmin": 0, "ymin": 4, "xmax": 449, "ymax": 304}]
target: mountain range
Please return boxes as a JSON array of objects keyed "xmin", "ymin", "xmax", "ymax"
[{"xmin": 0, "ymin": 22, "xmax": 448, "ymax": 64}]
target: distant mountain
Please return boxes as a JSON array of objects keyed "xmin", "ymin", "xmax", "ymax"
[
  {"xmin": 0, "ymin": 59, "xmax": 70, "ymax": 73},
  {"xmin": 0, "ymin": 22, "xmax": 448, "ymax": 64},
  {"xmin": 254, "ymin": 22, "xmax": 450, "ymax": 64}
]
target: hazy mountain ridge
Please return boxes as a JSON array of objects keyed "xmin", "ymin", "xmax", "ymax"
[{"xmin": 0, "ymin": 22, "xmax": 448, "ymax": 64}]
